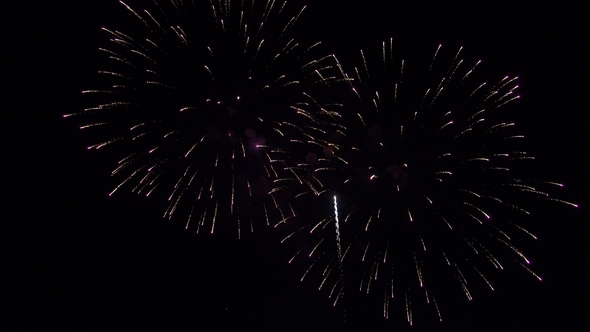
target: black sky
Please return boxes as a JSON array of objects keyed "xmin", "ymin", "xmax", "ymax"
[{"xmin": 5, "ymin": 0, "xmax": 589, "ymax": 330}]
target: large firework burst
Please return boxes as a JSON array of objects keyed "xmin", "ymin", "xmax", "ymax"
[
  {"xmin": 65, "ymin": 0, "xmax": 338, "ymax": 237},
  {"xmin": 277, "ymin": 40, "xmax": 577, "ymax": 324}
]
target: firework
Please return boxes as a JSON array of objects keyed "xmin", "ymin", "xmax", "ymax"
[
  {"xmin": 278, "ymin": 40, "xmax": 577, "ymax": 323},
  {"xmin": 65, "ymin": 0, "xmax": 338, "ymax": 237}
]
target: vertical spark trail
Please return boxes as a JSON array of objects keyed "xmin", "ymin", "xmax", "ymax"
[
  {"xmin": 334, "ymin": 195, "xmax": 344, "ymax": 265},
  {"xmin": 333, "ymin": 195, "xmax": 346, "ymax": 320}
]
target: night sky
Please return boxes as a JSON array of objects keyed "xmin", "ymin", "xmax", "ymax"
[{"xmin": 6, "ymin": 0, "xmax": 589, "ymax": 330}]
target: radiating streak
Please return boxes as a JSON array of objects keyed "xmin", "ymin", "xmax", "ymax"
[
  {"xmin": 300, "ymin": 258, "xmax": 319, "ymax": 282},
  {"xmin": 518, "ymin": 261, "xmax": 542, "ymax": 281},
  {"xmin": 433, "ymin": 296, "xmax": 442, "ymax": 321},
  {"xmin": 166, "ymin": 188, "xmax": 184, "ymax": 219},
  {"xmin": 263, "ymin": 204, "xmax": 269, "ymax": 226},
  {"xmin": 364, "ymin": 215, "xmax": 373, "ymax": 231},
  {"xmin": 414, "ymin": 252, "xmax": 423, "ymax": 287},
  {"xmin": 463, "ymin": 201, "xmax": 491, "ymax": 219},
  {"xmin": 545, "ymin": 197, "xmax": 578, "ymax": 208},
  {"xmin": 109, "ymin": 167, "xmax": 142, "ymax": 196},
  {"xmin": 419, "ymin": 236, "xmax": 426, "ymax": 251},
  {"xmin": 464, "ymin": 211, "xmax": 484, "ymax": 224},
  {"xmin": 79, "ymin": 122, "xmax": 109, "ymax": 130},
  {"xmin": 462, "ymin": 157, "xmax": 489, "ymax": 163},
  {"xmin": 366, "ymin": 261, "xmax": 376, "ymax": 292},
  {"xmin": 514, "ymin": 224, "xmax": 538, "ymax": 239},
  {"xmin": 453, "ymin": 262, "xmax": 473, "ymax": 301},
  {"xmin": 424, "ymin": 286, "xmax": 431, "ymax": 304},
  {"xmin": 442, "ymin": 252, "xmax": 450, "ymax": 265},
  {"xmin": 374, "ymin": 257, "xmax": 381, "ymax": 280},
  {"xmin": 405, "ymin": 293, "xmax": 412, "ymax": 326},
  {"xmin": 359, "ymin": 49, "xmax": 370, "ymax": 79},
  {"xmin": 429, "ymin": 44, "xmax": 442, "ymax": 70},
  {"xmin": 487, "ymin": 195, "xmax": 530, "ymax": 214},
  {"xmin": 362, "ymin": 242, "xmax": 371, "ymax": 262},
  {"xmin": 460, "ymin": 60, "xmax": 481, "ymax": 84},
  {"xmin": 210, "ymin": 201, "xmax": 219, "ymax": 234},
  {"xmin": 328, "ymin": 282, "xmax": 340, "ymax": 302},
  {"xmin": 542, "ymin": 181, "xmax": 564, "ymax": 187},
  {"xmin": 319, "ymin": 263, "xmax": 334, "ymax": 290},
  {"xmin": 383, "ymin": 292, "xmax": 389, "ymax": 319},
  {"xmin": 439, "ymin": 216, "xmax": 453, "ymax": 230},
  {"xmin": 483, "ymin": 248, "xmax": 504, "ymax": 269},
  {"xmin": 119, "ymin": 1, "xmax": 149, "ymax": 27},
  {"xmin": 459, "ymin": 189, "xmax": 481, "ymax": 198},
  {"xmin": 309, "ymin": 217, "xmax": 327, "ymax": 234},
  {"xmin": 438, "ymin": 120, "xmax": 453, "ymax": 131},
  {"xmin": 492, "ymin": 224, "xmax": 511, "ymax": 240},
  {"xmin": 308, "ymin": 238, "xmax": 324, "ymax": 257},
  {"xmin": 498, "ymin": 238, "xmax": 530, "ymax": 264},
  {"xmin": 463, "ymin": 238, "xmax": 479, "ymax": 254},
  {"xmin": 87, "ymin": 137, "xmax": 123, "ymax": 150}
]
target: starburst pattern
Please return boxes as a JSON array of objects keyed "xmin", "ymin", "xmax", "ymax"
[
  {"xmin": 277, "ymin": 41, "xmax": 577, "ymax": 323},
  {"xmin": 66, "ymin": 2, "xmax": 578, "ymax": 325},
  {"xmin": 65, "ymin": 0, "xmax": 338, "ymax": 237}
]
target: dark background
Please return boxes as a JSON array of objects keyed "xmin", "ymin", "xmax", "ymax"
[{"xmin": 5, "ymin": 0, "xmax": 588, "ymax": 330}]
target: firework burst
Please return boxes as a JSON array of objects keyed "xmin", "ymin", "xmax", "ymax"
[
  {"xmin": 65, "ymin": 0, "xmax": 339, "ymax": 237},
  {"xmin": 278, "ymin": 40, "xmax": 577, "ymax": 324}
]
